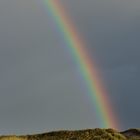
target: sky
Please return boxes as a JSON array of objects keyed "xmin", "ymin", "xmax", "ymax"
[{"xmin": 0, "ymin": 0, "xmax": 140, "ymax": 134}]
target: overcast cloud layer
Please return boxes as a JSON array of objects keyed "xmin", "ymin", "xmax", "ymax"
[{"xmin": 0, "ymin": 0, "xmax": 140, "ymax": 134}]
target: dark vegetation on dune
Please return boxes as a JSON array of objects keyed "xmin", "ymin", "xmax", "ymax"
[{"xmin": 0, "ymin": 128, "xmax": 140, "ymax": 140}]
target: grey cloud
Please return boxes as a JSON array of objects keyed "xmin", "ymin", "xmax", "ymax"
[{"xmin": 0, "ymin": 0, "xmax": 140, "ymax": 134}]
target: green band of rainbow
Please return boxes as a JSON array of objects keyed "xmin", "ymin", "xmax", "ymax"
[{"xmin": 40, "ymin": 0, "xmax": 119, "ymax": 129}]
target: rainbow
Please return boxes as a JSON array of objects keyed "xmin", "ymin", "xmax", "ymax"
[{"xmin": 36, "ymin": 0, "xmax": 119, "ymax": 129}]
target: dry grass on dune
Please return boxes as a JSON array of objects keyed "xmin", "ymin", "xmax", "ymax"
[
  {"xmin": 0, "ymin": 136, "xmax": 27, "ymax": 140},
  {"xmin": 0, "ymin": 128, "xmax": 140, "ymax": 140}
]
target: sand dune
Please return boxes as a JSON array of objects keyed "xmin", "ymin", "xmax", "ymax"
[{"xmin": 0, "ymin": 128, "xmax": 140, "ymax": 140}]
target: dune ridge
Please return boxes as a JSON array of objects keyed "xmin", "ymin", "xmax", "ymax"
[{"xmin": 0, "ymin": 128, "xmax": 140, "ymax": 140}]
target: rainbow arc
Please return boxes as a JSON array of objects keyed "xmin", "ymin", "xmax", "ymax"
[{"xmin": 35, "ymin": 0, "xmax": 119, "ymax": 129}]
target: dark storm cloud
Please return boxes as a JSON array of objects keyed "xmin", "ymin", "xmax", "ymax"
[
  {"xmin": 0, "ymin": 0, "xmax": 140, "ymax": 134},
  {"xmin": 61, "ymin": 0, "xmax": 140, "ymax": 129}
]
